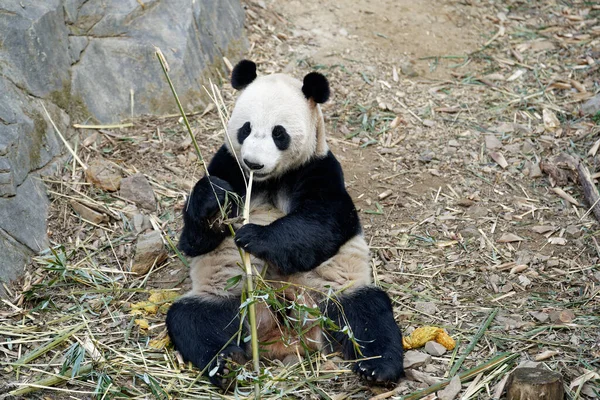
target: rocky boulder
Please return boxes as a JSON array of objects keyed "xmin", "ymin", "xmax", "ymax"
[{"xmin": 0, "ymin": 0, "xmax": 245, "ymax": 295}]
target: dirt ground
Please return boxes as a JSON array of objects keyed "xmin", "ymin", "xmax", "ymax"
[{"xmin": 1, "ymin": 0, "xmax": 599, "ymax": 399}]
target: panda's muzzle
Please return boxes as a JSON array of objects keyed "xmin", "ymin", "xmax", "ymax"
[{"xmin": 243, "ymin": 159, "xmax": 264, "ymax": 171}]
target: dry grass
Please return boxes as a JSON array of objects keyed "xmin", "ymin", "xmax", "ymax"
[{"xmin": 1, "ymin": 0, "xmax": 600, "ymax": 399}]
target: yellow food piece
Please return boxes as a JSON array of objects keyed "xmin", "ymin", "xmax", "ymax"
[
  {"xmin": 402, "ymin": 326, "xmax": 455, "ymax": 350},
  {"xmin": 134, "ymin": 318, "xmax": 150, "ymax": 330},
  {"xmin": 435, "ymin": 330, "xmax": 456, "ymax": 350},
  {"xmin": 149, "ymin": 336, "xmax": 171, "ymax": 350},
  {"xmin": 131, "ymin": 291, "xmax": 179, "ymax": 315}
]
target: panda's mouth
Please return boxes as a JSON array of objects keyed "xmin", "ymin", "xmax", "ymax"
[{"xmin": 250, "ymin": 171, "xmax": 271, "ymax": 180}]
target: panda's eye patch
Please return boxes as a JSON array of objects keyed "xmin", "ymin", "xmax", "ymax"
[
  {"xmin": 272, "ymin": 125, "xmax": 290, "ymax": 150},
  {"xmin": 237, "ymin": 122, "xmax": 251, "ymax": 144}
]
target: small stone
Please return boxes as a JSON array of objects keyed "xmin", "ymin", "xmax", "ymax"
[
  {"xmin": 437, "ymin": 375, "xmax": 461, "ymax": 400},
  {"xmin": 485, "ymin": 134, "xmax": 503, "ymax": 150},
  {"xmin": 422, "ymin": 119, "xmax": 435, "ymax": 128},
  {"xmin": 517, "ymin": 360, "xmax": 541, "ymax": 369},
  {"xmin": 85, "ymin": 159, "xmax": 122, "ymax": 191},
  {"xmin": 418, "ymin": 150, "xmax": 435, "ymax": 163},
  {"xmin": 132, "ymin": 213, "xmax": 152, "ymax": 233},
  {"xmin": 529, "ymin": 162, "xmax": 543, "ymax": 178},
  {"xmin": 132, "ymin": 231, "xmax": 167, "ymax": 275},
  {"xmin": 424, "ymin": 341, "xmax": 447, "ymax": 356},
  {"xmin": 522, "ymin": 140, "xmax": 535, "ymax": 154},
  {"xmin": 400, "ymin": 63, "xmax": 418, "ymax": 77},
  {"xmin": 120, "ymin": 173, "xmax": 157, "ymax": 211},
  {"xmin": 448, "ymin": 139, "xmax": 460, "ymax": 147},
  {"xmin": 415, "ymin": 301, "xmax": 437, "ymax": 315},
  {"xmin": 69, "ymin": 200, "xmax": 107, "ymax": 224},
  {"xmin": 549, "ymin": 309, "xmax": 575, "ymax": 324},
  {"xmin": 565, "ymin": 225, "xmax": 581, "ymax": 238},
  {"xmin": 339, "ymin": 28, "xmax": 348, "ymax": 36},
  {"xmin": 581, "ymin": 94, "xmax": 600, "ymax": 116},
  {"xmin": 403, "ymin": 351, "xmax": 432, "ymax": 369}
]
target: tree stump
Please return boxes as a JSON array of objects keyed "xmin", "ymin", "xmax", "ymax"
[{"xmin": 507, "ymin": 368, "xmax": 564, "ymax": 400}]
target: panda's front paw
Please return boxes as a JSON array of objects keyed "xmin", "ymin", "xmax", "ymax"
[
  {"xmin": 234, "ymin": 224, "xmax": 269, "ymax": 256},
  {"xmin": 354, "ymin": 356, "xmax": 403, "ymax": 386},
  {"xmin": 208, "ymin": 347, "xmax": 248, "ymax": 391}
]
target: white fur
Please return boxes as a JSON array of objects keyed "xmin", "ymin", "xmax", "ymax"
[
  {"xmin": 187, "ymin": 204, "xmax": 372, "ymax": 359},
  {"xmin": 226, "ymin": 74, "xmax": 328, "ymax": 181}
]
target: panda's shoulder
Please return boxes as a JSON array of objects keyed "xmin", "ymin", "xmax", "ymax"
[{"xmin": 300, "ymin": 151, "xmax": 345, "ymax": 182}]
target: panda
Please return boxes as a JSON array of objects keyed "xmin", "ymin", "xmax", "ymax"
[{"xmin": 166, "ymin": 60, "xmax": 405, "ymax": 390}]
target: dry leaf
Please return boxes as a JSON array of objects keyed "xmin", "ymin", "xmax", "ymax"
[
  {"xmin": 551, "ymin": 187, "xmax": 579, "ymax": 205},
  {"xmin": 489, "ymin": 151, "xmax": 508, "ymax": 168},
  {"xmin": 497, "ymin": 233, "xmax": 525, "ymax": 243},
  {"xmin": 543, "ymin": 108, "xmax": 560, "ymax": 131},
  {"xmin": 531, "ymin": 225, "xmax": 555, "ymax": 234},
  {"xmin": 507, "ymin": 69, "xmax": 526, "ymax": 81},
  {"xmin": 535, "ymin": 350, "xmax": 559, "ymax": 361},
  {"xmin": 509, "ymin": 264, "xmax": 528, "ymax": 274},
  {"xmin": 548, "ymin": 237, "xmax": 567, "ymax": 245},
  {"xmin": 570, "ymin": 370, "xmax": 600, "ymax": 390}
]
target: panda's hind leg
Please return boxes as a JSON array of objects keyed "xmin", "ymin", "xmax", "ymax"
[
  {"xmin": 322, "ymin": 286, "xmax": 404, "ymax": 385},
  {"xmin": 166, "ymin": 295, "xmax": 248, "ymax": 390}
]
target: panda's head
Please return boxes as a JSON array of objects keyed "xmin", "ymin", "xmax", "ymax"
[{"xmin": 225, "ymin": 60, "xmax": 330, "ymax": 181}]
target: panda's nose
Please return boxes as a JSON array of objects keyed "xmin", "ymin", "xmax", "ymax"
[{"xmin": 243, "ymin": 159, "xmax": 264, "ymax": 170}]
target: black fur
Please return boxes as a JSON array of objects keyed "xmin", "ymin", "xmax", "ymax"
[
  {"xmin": 237, "ymin": 121, "xmax": 251, "ymax": 144},
  {"xmin": 322, "ymin": 286, "xmax": 405, "ymax": 384},
  {"xmin": 302, "ymin": 72, "xmax": 330, "ymax": 103},
  {"xmin": 272, "ymin": 125, "xmax": 291, "ymax": 150},
  {"xmin": 179, "ymin": 145, "xmax": 361, "ymax": 276},
  {"xmin": 178, "ymin": 176, "xmax": 238, "ymax": 257},
  {"xmin": 166, "ymin": 297, "xmax": 248, "ymax": 389},
  {"xmin": 231, "ymin": 60, "xmax": 257, "ymax": 90}
]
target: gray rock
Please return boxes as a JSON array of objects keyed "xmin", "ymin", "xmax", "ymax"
[
  {"xmin": 0, "ymin": 0, "xmax": 245, "ymax": 293},
  {"xmin": 415, "ymin": 301, "xmax": 438, "ymax": 315},
  {"xmin": 0, "ymin": 175, "xmax": 49, "ymax": 252},
  {"xmin": 485, "ymin": 134, "xmax": 503, "ymax": 150},
  {"xmin": 403, "ymin": 351, "xmax": 432, "ymax": 369},
  {"xmin": 581, "ymin": 94, "xmax": 600, "ymax": 116},
  {"xmin": 0, "ymin": 1, "xmax": 71, "ymax": 99},
  {"xmin": 70, "ymin": 0, "xmax": 246, "ymax": 123},
  {"xmin": 0, "ymin": 228, "xmax": 34, "ymax": 297},
  {"xmin": 132, "ymin": 213, "xmax": 153, "ymax": 233},
  {"xmin": 132, "ymin": 231, "xmax": 167, "ymax": 275},
  {"xmin": 437, "ymin": 375, "xmax": 461, "ymax": 400},
  {"xmin": 120, "ymin": 174, "xmax": 156, "ymax": 211},
  {"xmin": 424, "ymin": 341, "xmax": 447, "ymax": 356}
]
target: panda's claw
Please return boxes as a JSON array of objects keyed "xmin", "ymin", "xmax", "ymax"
[
  {"xmin": 354, "ymin": 358, "xmax": 402, "ymax": 387},
  {"xmin": 208, "ymin": 348, "xmax": 248, "ymax": 392}
]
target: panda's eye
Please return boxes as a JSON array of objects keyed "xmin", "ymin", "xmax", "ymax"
[
  {"xmin": 272, "ymin": 125, "xmax": 290, "ymax": 150},
  {"xmin": 237, "ymin": 122, "xmax": 251, "ymax": 144}
]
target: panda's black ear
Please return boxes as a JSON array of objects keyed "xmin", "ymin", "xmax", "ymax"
[
  {"xmin": 231, "ymin": 60, "xmax": 257, "ymax": 90},
  {"xmin": 302, "ymin": 72, "xmax": 330, "ymax": 103}
]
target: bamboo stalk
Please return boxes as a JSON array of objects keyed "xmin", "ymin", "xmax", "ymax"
[
  {"xmin": 155, "ymin": 48, "xmax": 207, "ymax": 172},
  {"xmin": 242, "ymin": 171, "xmax": 261, "ymax": 398},
  {"xmin": 371, "ymin": 352, "xmax": 518, "ymax": 400},
  {"xmin": 15, "ymin": 323, "xmax": 85, "ymax": 366},
  {"xmin": 10, "ymin": 364, "xmax": 94, "ymax": 396},
  {"xmin": 448, "ymin": 308, "xmax": 498, "ymax": 376}
]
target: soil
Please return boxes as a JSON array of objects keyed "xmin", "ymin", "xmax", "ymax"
[{"xmin": 1, "ymin": 0, "xmax": 599, "ymax": 399}]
